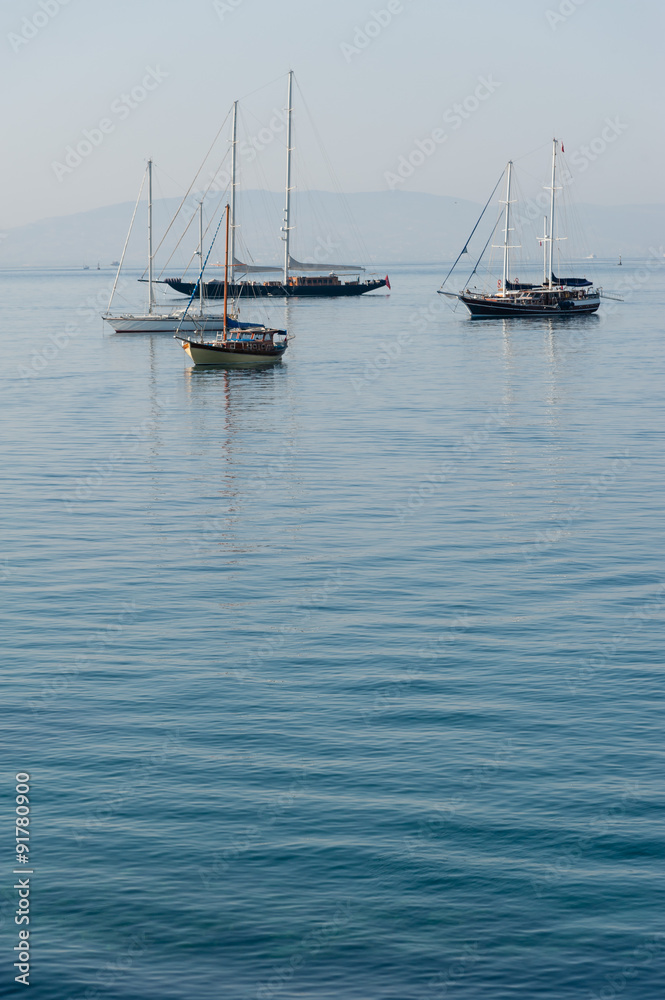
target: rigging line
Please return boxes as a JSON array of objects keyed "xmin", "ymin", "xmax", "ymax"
[
  {"xmin": 439, "ymin": 168, "xmax": 505, "ymax": 290},
  {"xmin": 146, "ymin": 108, "xmax": 232, "ymax": 274},
  {"xmin": 238, "ymin": 70, "xmax": 290, "ymax": 104},
  {"xmin": 293, "ymin": 77, "xmax": 371, "ymax": 264},
  {"xmin": 157, "ymin": 151, "xmax": 233, "ymax": 278},
  {"xmin": 175, "ymin": 185, "xmax": 232, "ymax": 279},
  {"xmin": 514, "ymin": 139, "xmax": 552, "ymax": 163},
  {"xmin": 154, "ymin": 165, "xmax": 187, "ymax": 191},
  {"xmin": 462, "ymin": 215, "xmax": 502, "ymax": 288},
  {"xmin": 175, "ymin": 209, "xmax": 227, "ymax": 336},
  {"xmin": 106, "ymin": 165, "xmax": 147, "ymax": 313}
]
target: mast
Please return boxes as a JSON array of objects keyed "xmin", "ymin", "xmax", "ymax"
[
  {"xmin": 501, "ymin": 161, "xmax": 513, "ymax": 296},
  {"xmin": 548, "ymin": 139, "xmax": 557, "ymax": 286},
  {"xmin": 282, "ymin": 70, "xmax": 293, "ymax": 285},
  {"xmin": 198, "ymin": 201, "xmax": 204, "ymax": 316},
  {"xmin": 147, "ymin": 158, "xmax": 154, "ymax": 313},
  {"xmin": 223, "ymin": 203, "xmax": 230, "ymax": 337},
  {"xmin": 230, "ymin": 100, "xmax": 238, "ymax": 285},
  {"xmin": 542, "ymin": 215, "xmax": 549, "ymax": 286}
]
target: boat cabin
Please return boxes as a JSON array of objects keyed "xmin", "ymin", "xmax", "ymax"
[{"xmin": 288, "ymin": 275, "xmax": 340, "ymax": 286}]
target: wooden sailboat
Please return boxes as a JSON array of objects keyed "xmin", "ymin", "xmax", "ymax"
[
  {"xmin": 175, "ymin": 205, "xmax": 288, "ymax": 366},
  {"xmin": 439, "ymin": 140, "xmax": 601, "ymax": 317}
]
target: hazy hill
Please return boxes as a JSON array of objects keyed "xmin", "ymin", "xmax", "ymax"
[{"xmin": 1, "ymin": 190, "xmax": 663, "ymax": 268}]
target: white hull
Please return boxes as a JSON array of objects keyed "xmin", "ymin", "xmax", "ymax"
[
  {"xmin": 182, "ymin": 340, "xmax": 285, "ymax": 366},
  {"xmin": 103, "ymin": 313, "xmax": 230, "ymax": 334}
]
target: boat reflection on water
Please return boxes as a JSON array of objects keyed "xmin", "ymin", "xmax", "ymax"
[{"xmin": 181, "ymin": 363, "xmax": 296, "ymax": 561}]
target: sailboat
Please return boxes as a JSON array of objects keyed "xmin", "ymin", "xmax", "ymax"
[
  {"xmin": 102, "ymin": 160, "xmax": 234, "ymax": 334},
  {"xmin": 439, "ymin": 139, "xmax": 601, "ymax": 317},
  {"xmin": 175, "ymin": 205, "xmax": 289, "ymax": 366},
  {"xmin": 164, "ymin": 74, "xmax": 389, "ymax": 300}
]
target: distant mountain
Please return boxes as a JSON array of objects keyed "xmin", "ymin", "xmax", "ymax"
[{"xmin": 1, "ymin": 191, "xmax": 663, "ymax": 268}]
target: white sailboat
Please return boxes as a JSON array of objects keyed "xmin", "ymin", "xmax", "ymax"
[{"xmin": 102, "ymin": 160, "xmax": 231, "ymax": 334}]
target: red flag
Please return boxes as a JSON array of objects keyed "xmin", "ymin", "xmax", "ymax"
[
  {"xmin": 561, "ymin": 142, "xmax": 565, "ymax": 152},
  {"xmin": 385, "ymin": 275, "xmax": 391, "ymax": 290}
]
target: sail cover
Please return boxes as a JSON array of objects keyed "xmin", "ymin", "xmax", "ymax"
[
  {"xmin": 231, "ymin": 256, "xmax": 365, "ymax": 274},
  {"xmin": 232, "ymin": 257, "xmax": 281, "ymax": 273},
  {"xmin": 552, "ymin": 273, "xmax": 592, "ymax": 287},
  {"xmin": 288, "ymin": 256, "xmax": 364, "ymax": 273},
  {"xmin": 506, "ymin": 279, "xmax": 536, "ymax": 291}
]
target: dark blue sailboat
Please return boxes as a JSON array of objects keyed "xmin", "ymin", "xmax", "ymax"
[{"xmin": 439, "ymin": 140, "xmax": 600, "ymax": 318}]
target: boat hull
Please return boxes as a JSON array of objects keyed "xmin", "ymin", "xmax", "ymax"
[
  {"xmin": 164, "ymin": 277, "xmax": 387, "ymax": 299},
  {"xmin": 459, "ymin": 293, "xmax": 600, "ymax": 318},
  {"xmin": 178, "ymin": 337, "xmax": 287, "ymax": 366},
  {"xmin": 104, "ymin": 313, "xmax": 231, "ymax": 334}
]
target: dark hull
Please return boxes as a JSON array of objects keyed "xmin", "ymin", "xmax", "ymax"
[
  {"xmin": 460, "ymin": 294, "xmax": 600, "ymax": 318},
  {"xmin": 164, "ymin": 277, "xmax": 387, "ymax": 299}
]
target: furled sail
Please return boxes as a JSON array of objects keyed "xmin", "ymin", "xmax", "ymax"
[
  {"xmin": 232, "ymin": 257, "xmax": 281, "ymax": 273},
  {"xmin": 288, "ymin": 256, "xmax": 364, "ymax": 273},
  {"xmin": 231, "ymin": 256, "xmax": 365, "ymax": 274},
  {"xmin": 552, "ymin": 273, "xmax": 592, "ymax": 287},
  {"xmin": 506, "ymin": 279, "xmax": 536, "ymax": 291}
]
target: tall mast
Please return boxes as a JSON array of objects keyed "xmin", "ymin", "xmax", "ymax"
[
  {"xmin": 548, "ymin": 139, "xmax": 557, "ymax": 285},
  {"xmin": 223, "ymin": 203, "xmax": 230, "ymax": 337},
  {"xmin": 542, "ymin": 215, "xmax": 549, "ymax": 286},
  {"xmin": 147, "ymin": 158, "xmax": 154, "ymax": 314},
  {"xmin": 501, "ymin": 161, "xmax": 513, "ymax": 296},
  {"xmin": 198, "ymin": 201, "xmax": 204, "ymax": 316},
  {"xmin": 282, "ymin": 70, "xmax": 293, "ymax": 285},
  {"xmin": 230, "ymin": 100, "xmax": 238, "ymax": 285}
]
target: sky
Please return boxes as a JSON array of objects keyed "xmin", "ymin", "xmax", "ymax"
[{"xmin": 1, "ymin": 0, "xmax": 662, "ymax": 230}]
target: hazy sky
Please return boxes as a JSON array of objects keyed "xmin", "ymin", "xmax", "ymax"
[{"xmin": 1, "ymin": 0, "xmax": 662, "ymax": 229}]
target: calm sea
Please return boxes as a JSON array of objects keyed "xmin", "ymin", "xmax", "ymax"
[{"xmin": 1, "ymin": 263, "xmax": 663, "ymax": 999}]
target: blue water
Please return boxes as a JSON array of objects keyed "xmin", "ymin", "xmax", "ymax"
[{"xmin": 1, "ymin": 264, "xmax": 663, "ymax": 999}]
